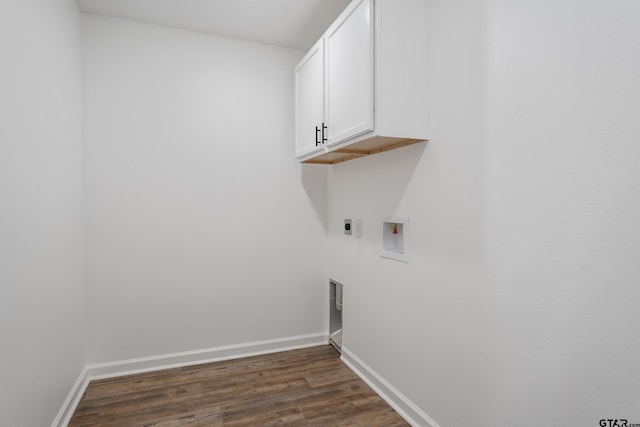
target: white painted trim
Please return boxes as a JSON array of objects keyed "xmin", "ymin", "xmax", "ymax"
[
  {"xmin": 51, "ymin": 367, "xmax": 90, "ymax": 427},
  {"xmin": 52, "ymin": 332, "xmax": 328, "ymax": 426},
  {"xmin": 341, "ymin": 346, "xmax": 440, "ymax": 427},
  {"xmin": 87, "ymin": 332, "xmax": 328, "ymax": 380}
]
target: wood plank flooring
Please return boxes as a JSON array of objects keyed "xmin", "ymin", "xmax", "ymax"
[{"xmin": 69, "ymin": 345, "xmax": 409, "ymax": 426}]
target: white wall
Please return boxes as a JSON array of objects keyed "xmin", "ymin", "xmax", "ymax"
[
  {"xmin": 483, "ymin": 1, "xmax": 640, "ymax": 424},
  {"xmin": 82, "ymin": 15, "xmax": 328, "ymax": 363},
  {"xmin": 0, "ymin": 1, "xmax": 86, "ymax": 426},
  {"xmin": 328, "ymin": 0, "xmax": 640, "ymax": 425}
]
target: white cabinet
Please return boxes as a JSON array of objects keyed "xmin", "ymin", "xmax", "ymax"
[
  {"xmin": 294, "ymin": 39, "xmax": 325, "ymax": 158},
  {"xmin": 294, "ymin": 0, "xmax": 429, "ymax": 164},
  {"xmin": 325, "ymin": 0, "xmax": 374, "ymax": 146}
]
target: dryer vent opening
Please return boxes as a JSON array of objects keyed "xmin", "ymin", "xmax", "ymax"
[{"xmin": 329, "ymin": 279, "xmax": 343, "ymax": 352}]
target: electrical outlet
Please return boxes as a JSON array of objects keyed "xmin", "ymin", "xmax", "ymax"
[{"xmin": 344, "ymin": 219, "xmax": 352, "ymax": 235}]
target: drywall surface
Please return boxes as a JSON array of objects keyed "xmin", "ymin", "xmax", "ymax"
[
  {"xmin": 327, "ymin": 0, "xmax": 640, "ymax": 425},
  {"xmin": 82, "ymin": 15, "xmax": 328, "ymax": 363},
  {"xmin": 482, "ymin": 0, "xmax": 640, "ymax": 424},
  {"xmin": 0, "ymin": 0, "xmax": 86, "ymax": 425}
]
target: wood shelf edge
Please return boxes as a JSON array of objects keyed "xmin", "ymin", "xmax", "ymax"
[{"xmin": 302, "ymin": 137, "xmax": 427, "ymax": 165}]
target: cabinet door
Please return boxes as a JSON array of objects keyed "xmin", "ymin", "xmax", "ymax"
[
  {"xmin": 295, "ymin": 39, "xmax": 325, "ymax": 159},
  {"xmin": 325, "ymin": 0, "xmax": 374, "ymax": 147}
]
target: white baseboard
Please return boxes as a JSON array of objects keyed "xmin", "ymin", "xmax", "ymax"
[
  {"xmin": 52, "ymin": 332, "xmax": 328, "ymax": 427},
  {"xmin": 86, "ymin": 332, "xmax": 328, "ymax": 380},
  {"xmin": 51, "ymin": 367, "xmax": 90, "ymax": 427},
  {"xmin": 341, "ymin": 346, "xmax": 440, "ymax": 427}
]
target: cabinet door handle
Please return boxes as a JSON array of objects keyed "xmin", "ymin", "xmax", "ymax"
[
  {"xmin": 322, "ymin": 122, "xmax": 327, "ymax": 144},
  {"xmin": 315, "ymin": 126, "xmax": 321, "ymax": 146}
]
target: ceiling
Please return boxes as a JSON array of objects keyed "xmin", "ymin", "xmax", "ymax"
[{"xmin": 75, "ymin": 0, "xmax": 352, "ymax": 50}]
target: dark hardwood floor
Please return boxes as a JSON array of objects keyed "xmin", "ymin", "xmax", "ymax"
[{"xmin": 69, "ymin": 345, "xmax": 409, "ymax": 426}]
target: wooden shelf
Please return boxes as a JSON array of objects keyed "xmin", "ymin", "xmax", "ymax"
[{"xmin": 302, "ymin": 136, "xmax": 426, "ymax": 165}]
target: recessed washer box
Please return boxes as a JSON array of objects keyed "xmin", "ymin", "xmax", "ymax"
[{"xmin": 380, "ymin": 216, "xmax": 408, "ymax": 262}]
